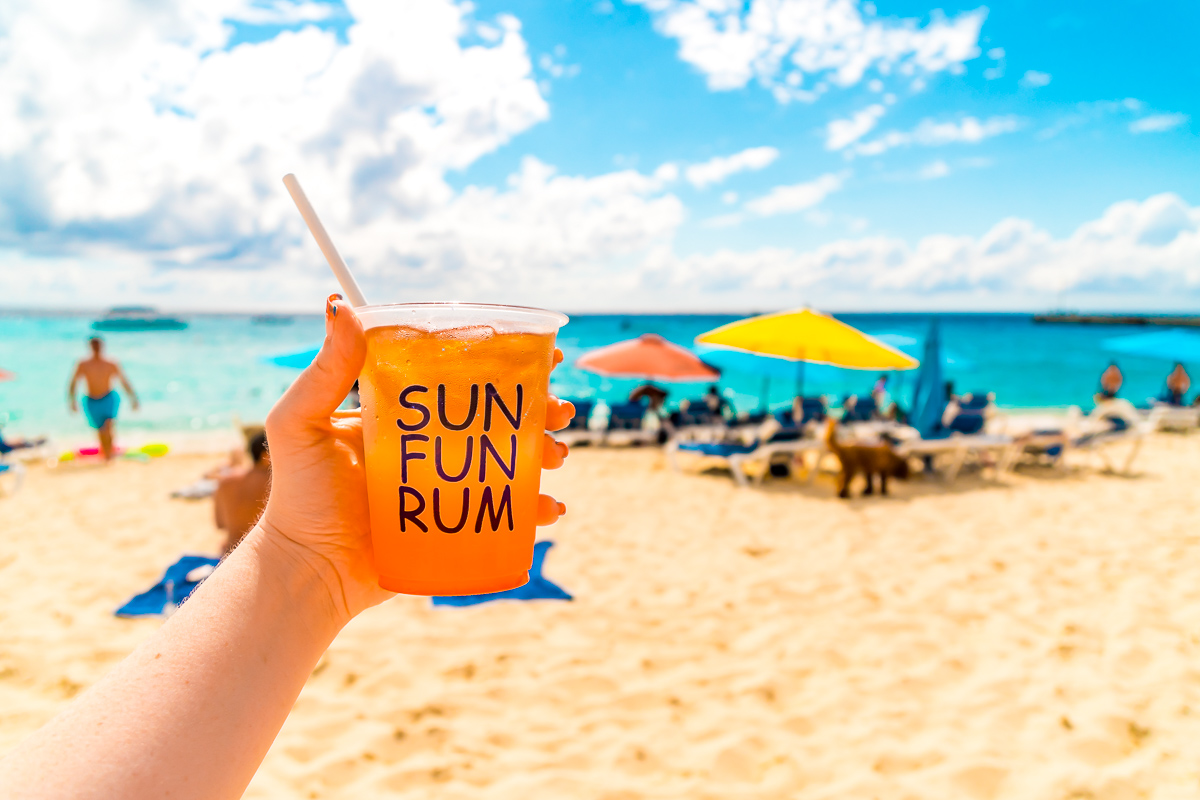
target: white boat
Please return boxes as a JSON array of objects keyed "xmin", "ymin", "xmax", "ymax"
[{"xmin": 91, "ymin": 307, "xmax": 188, "ymax": 332}]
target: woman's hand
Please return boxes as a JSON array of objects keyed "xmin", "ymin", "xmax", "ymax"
[{"xmin": 259, "ymin": 295, "xmax": 572, "ymax": 625}]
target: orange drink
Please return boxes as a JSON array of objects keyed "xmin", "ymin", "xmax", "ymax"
[{"xmin": 357, "ymin": 303, "xmax": 568, "ymax": 596}]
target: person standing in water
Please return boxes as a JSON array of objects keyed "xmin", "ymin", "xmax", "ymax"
[{"xmin": 68, "ymin": 336, "xmax": 139, "ymax": 460}]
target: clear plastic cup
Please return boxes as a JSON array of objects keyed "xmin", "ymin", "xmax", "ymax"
[{"xmin": 357, "ymin": 303, "xmax": 568, "ymax": 595}]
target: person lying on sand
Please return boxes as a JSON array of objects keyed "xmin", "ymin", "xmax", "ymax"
[
  {"xmin": 67, "ymin": 336, "xmax": 139, "ymax": 461},
  {"xmin": 0, "ymin": 296, "xmax": 574, "ymax": 800},
  {"xmin": 215, "ymin": 431, "xmax": 272, "ymax": 555}
]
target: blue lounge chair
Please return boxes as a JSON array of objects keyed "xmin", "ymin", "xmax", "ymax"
[
  {"xmin": 675, "ymin": 399, "xmax": 723, "ymax": 427},
  {"xmin": 603, "ymin": 400, "xmax": 658, "ymax": 445},
  {"xmin": 0, "ymin": 462, "xmax": 25, "ymax": 496},
  {"xmin": 564, "ymin": 399, "xmax": 595, "ymax": 430},
  {"xmin": 557, "ymin": 399, "xmax": 602, "ymax": 446},
  {"xmin": 841, "ymin": 395, "xmax": 877, "ymax": 422}
]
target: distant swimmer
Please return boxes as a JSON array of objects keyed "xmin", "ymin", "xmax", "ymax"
[
  {"xmin": 1096, "ymin": 362, "xmax": 1123, "ymax": 403},
  {"xmin": 67, "ymin": 336, "xmax": 139, "ymax": 460},
  {"xmin": 214, "ymin": 431, "xmax": 271, "ymax": 555}
]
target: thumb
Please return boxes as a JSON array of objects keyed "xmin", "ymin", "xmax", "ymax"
[{"xmin": 269, "ymin": 296, "xmax": 366, "ymax": 430}]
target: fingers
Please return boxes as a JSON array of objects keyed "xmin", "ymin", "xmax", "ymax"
[
  {"xmin": 542, "ymin": 434, "xmax": 568, "ymax": 469},
  {"xmin": 553, "ymin": 347, "xmax": 564, "ymax": 367},
  {"xmin": 268, "ymin": 296, "xmax": 366, "ymax": 433},
  {"xmin": 536, "ymin": 493, "xmax": 566, "ymax": 526},
  {"xmin": 545, "ymin": 396, "xmax": 575, "ymax": 432}
]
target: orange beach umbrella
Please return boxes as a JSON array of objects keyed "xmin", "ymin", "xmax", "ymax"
[{"xmin": 575, "ymin": 334, "xmax": 720, "ymax": 382}]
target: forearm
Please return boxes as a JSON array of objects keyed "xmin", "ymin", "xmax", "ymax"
[{"xmin": 0, "ymin": 529, "xmax": 347, "ymax": 800}]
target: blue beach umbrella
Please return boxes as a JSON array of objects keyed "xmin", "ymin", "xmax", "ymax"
[
  {"xmin": 908, "ymin": 320, "xmax": 944, "ymax": 438},
  {"xmin": 1102, "ymin": 329, "xmax": 1200, "ymax": 362}
]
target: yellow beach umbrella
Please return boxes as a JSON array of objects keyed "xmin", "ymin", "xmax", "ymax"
[{"xmin": 696, "ymin": 308, "xmax": 917, "ymax": 394}]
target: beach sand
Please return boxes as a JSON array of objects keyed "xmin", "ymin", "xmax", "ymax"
[{"xmin": 4, "ymin": 438, "xmax": 1200, "ymax": 798}]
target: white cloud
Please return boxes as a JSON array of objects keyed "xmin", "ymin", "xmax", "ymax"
[
  {"xmin": 983, "ymin": 47, "xmax": 1004, "ymax": 80},
  {"xmin": 229, "ymin": 1, "xmax": 339, "ymax": 24},
  {"xmin": 640, "ymin": 194, "xmax": 1200, "ymax": 306},
  {"xmin": 851, "ymin": 115, "xmax": 1021, "ymax": 157},
  {"xmin": 1020, "ymin": 70, "xmax": 1051, "ymax": 88},
  {"xmin": 918, "ymin": 160, "xmax": 950, "ymax": 179},
  {"xmin": 684, "ymin": 146, "xmax": 780, "ymax": 188},
  {"xmin": 721, "ymin": 191, "xmax": 739, "ymax": 204},
  {"xmin": 1038, "ymin": 98, "xmax": 1143, "ymax": 139},
  {"xmin": 825, "ymin": 104, "xmax": 886, "ymax": 150},
  {"xmin": 0, "ymin": 0, "xmax": 552, "ymax": 266},
  {"xmin": 701, "ymin": 213, "xmax": 744, "ymax": 229},
  {"xmin": 0, "ymin": 0, "xmax": 692, "ymax": 309},
  {"xmin": 627, "ymin": 0, "xmax": 985, "ymax": 102},
  {"xmin": 745, "ymin": 172, "xmax": 845, "ymax": 216},
  {"xmin": 1130, "ymin": 113, "xmax": 1188, "ymax": 134}
]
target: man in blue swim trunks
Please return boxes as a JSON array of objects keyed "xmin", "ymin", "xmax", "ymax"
[{"xmin": 68, "ymin": 337, "xmax": 139, "ymax": 461}]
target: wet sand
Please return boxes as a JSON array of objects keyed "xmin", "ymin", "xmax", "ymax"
[{"xmin": 3, "ymin": 437, "xmax": 1200, "ymax": 798}]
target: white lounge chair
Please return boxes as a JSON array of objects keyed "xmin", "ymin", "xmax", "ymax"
[
  {"xmin": 1147, "ymin": 401, "xmax": 1200, "ymax": 432},
  {"xmin": 667, "ymin": 434, "xmax": 826, "ymax": 487},
  {"xmin": 1015, "ymin": 399, "xmax": 1150, "ymax": 475},
  {"xmin": 0, "ymin": 461, "xmax": 25, "ymax": 497},
  {"xmin": 896, "ymin": 432, "xmax": 1020, "ymax": 482}
]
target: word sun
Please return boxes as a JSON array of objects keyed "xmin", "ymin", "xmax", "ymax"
[{"xmin": 394, "ymin": 383, "xmax": 524, "ymax": 534}]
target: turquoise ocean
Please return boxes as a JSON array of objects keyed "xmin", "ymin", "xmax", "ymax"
[{"xmin": 0, "ymin": 311, "xmax": 1188, "ymax": 440}]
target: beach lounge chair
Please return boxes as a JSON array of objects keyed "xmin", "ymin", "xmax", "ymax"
[
  {"xmin": 885, "ymin": 392, "xmax": 1017, "ymax": 482},
  {"xmin": 602, "ymin": 400, "xmax": 659, "ymax": 446},
  {"xmin": 0, "ymin": 429, "xmax": 53, "ymax": 467},
  {"xmin": 668, "ymin": 408, "xmax": 828, "ymax": 485},
  {"xmin": 1147, "ymin": 401, "xmax": 1200, "ymax": 432},
  {"xmin": 841, "ymin": 395, "xmax": 877, "ymax": 422},
  {"xmin": 556, "ymin": 399, "xmax": 604, "ymax": 446},
  {"xmin": 0, "ymin": 461, "xmax": 25, "ymax": 497},
  {"xmin": 667, "ymin": 398, "xmax": 729, "ymax": 444},
  {"xmin": 895, "ymin": 432, "xmax": 1019, "ymax": 482},
  {"xmin": 675, "ymin": 399, "xmax": 722, "ymax": 427},
  {"xmin": 667, "ymin": 434, "xmax": 826, "ymax": 486},
  {"xmin": 1017, "ymin": 399, "xmax": 1150, "ymax": 475}
]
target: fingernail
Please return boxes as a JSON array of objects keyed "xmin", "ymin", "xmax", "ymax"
[
  {"xmin": 326, "ymin": 300, "xmax": 337, "ymax": 317},
  {"xmin": 558, "ymin": 441, "xmax": 569, "ymax": 456},
  {"xmin": 557, "ymin": 502, "xmax": 567, "ymax": 516}
]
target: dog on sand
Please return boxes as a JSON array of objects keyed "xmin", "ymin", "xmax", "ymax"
[{"xmin": 824, "ymin": 418, "xmax": 909, "ymax": 498}]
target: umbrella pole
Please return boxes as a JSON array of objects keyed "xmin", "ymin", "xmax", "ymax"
[
  {"xmin": 760, "ymin": 376, "xmax": 770, "ymax": 411},
  {"xmin": 795, "ymin": 359, "xmax": 805, "ymax": 399}
]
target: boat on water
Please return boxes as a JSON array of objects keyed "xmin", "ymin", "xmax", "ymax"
[
  {"xmin": 251, "ymin": 314, "xmax": 295, "ymax": 325},
  {"xmin": 91, "ymin": 307, "xmax": 188, "ymax": 332}
]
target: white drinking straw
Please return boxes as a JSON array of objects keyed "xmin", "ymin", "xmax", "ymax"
[{"xmin": 282, "ymin": 173, "xmax": 369, "ymax": 308}]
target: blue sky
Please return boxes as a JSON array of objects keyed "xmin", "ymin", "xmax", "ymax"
[
  {"xmin": 464, "ymin": 0, "xmax": 1198, "ymax": 247},
  {"xmin": 0, "ymin": 0, "xmax": 1197, "ymax": 311}
]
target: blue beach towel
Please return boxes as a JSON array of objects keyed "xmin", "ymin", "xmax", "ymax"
[
  {"xmin": 116, "ymin": 555, "xmax": 220, "ymax": 618},
  {"xmin": 433, "ymin": 541, "xmax": 572, "ymax": 607}
]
